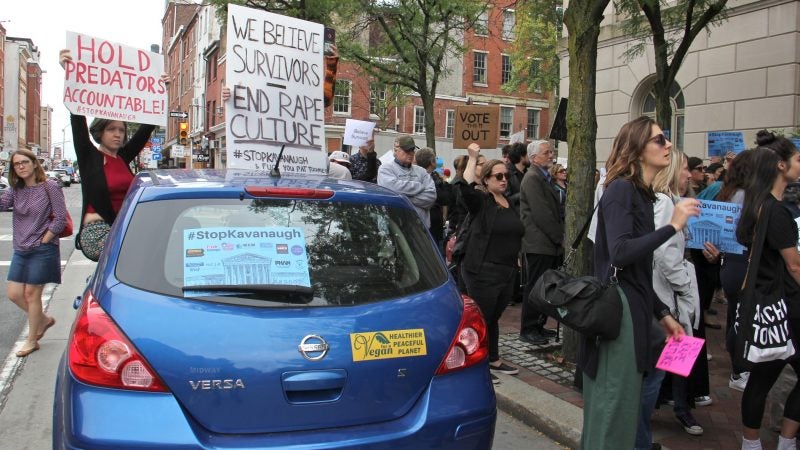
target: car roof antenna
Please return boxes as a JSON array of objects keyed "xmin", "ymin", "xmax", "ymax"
[{"xmin": 270, "ymin": 145, "xmax": 286, "ymax": 178}]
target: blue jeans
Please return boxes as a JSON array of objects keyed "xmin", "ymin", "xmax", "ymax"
[{"xmin": 635, "ymin": 369, "xmax": 665, "ymax": 450}]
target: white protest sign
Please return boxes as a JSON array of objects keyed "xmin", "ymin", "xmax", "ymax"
[
  {"xmin": 225, "ymin": 5, "xmax": 326, "ymax": 174},
  {"xmin": 63, "ymin": 32, "xmax": 166, "ymax": 126},
  {"xmin": 509, "ymin": 130, "xmax": 525, "ymax": 145},
  {"xmin": 343, "ymin": 119, "xmax": 376, "ymax": 147},
  {"xmin": 171, "ymin": 145, "xmax": 186, "ymax": 158}
]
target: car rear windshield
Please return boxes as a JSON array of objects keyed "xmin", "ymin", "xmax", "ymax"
[{"xmin": 116, "ymin": 197, "xmax": 448, "ymax": 307}]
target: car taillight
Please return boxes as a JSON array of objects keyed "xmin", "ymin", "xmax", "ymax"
[
  {"xmin": 244, "ymin": 186, "xmax": 334, "ymax": 199},
  {"xmin": 435, "ymin": 295, "xmax": 488, "ymax": 375},
  {"xmin": 68, "ymin": 292, "xmax": 168, "ymax": 392}
]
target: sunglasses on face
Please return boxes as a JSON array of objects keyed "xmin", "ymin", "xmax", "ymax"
[
  {"xmin": 558, "ymin": 169, "xmax": 567, "ymax": 173},
  {"xmin": 490, "ymin": 173, "xmax": 509, "ymax": 181},
  {"xmin": 12, "ymin": 160, "xmax": 32, "ymax": 168},
  {"xmin": 648, "ymin": 134, "xmax": 667, "ymax": 147}
]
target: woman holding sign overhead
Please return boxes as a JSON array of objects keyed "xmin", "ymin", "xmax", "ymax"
[
  {"xmin": 735, "ymin": 132, "xmax": 800, "ymax": 450},
  {"xmin": 59, "ymin": 49, "xmax": 167, "ymax": 261}
]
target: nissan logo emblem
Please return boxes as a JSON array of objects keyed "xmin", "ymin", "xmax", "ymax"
[{"xmin": 298, "ymin": 335, "xmax": 329, "ymax": 361}]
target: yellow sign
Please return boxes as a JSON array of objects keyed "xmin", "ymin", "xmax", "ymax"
[{"xmin": 350, "ymin": 328, "xmax": 427, "ymax": 362}]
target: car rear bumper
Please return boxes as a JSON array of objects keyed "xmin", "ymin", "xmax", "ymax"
[{"xmin": 54, "ymin": 355, "xmax": 496, "ymax": 449}]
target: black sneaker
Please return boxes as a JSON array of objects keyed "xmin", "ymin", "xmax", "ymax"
[
  {"xmin": 491, "ymin": 373, "xmax": 500, "ymax": 385},
  {"xmin": 489, "ymin": 362, "xmax": 519, "ymax": 375},
  {"xmin": 519, "ymin": 332, "xmax": 549, "ymax": 346},
  {"xmin": 675, "ymin": 411, "xmax": 703, "ymax": 436},
  {"xmin": 541, "ymin": 328, "xmax": 558, "ymax": 337}
]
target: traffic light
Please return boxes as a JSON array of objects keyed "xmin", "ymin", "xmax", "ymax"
[{"xmin": 179, "ymin": 122, "xmax": 189, "ymax": 145}]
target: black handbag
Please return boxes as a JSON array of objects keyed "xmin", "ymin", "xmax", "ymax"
[
  {"xmin": 528, "ymin": 204, "xmax": 623, "ymax": 340},
  {"xmin": 734, "ymin": 201, "xmax": 795, "ymax": 369}
]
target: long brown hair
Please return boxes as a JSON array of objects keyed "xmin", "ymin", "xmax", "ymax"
[
  {"xmin": 604, "ymin": 116, "xmax": 658, "ymax": 201},
  {"xmin": 8, "ymin": 149, "xmax": 46, "ymax": 188}
]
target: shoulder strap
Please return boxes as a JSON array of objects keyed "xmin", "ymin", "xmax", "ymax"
[
  {"xmin": 569, "ymin": 203, "xmax": 600, "ymax": 250},
  {"xmin": 742, "ymin": 201, "xmax": 774, "ymax": 293}
]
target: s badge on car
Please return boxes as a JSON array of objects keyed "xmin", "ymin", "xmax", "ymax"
[{"xmin": 298, "ymin": 335, "xmax": 329, "ymax": 361}]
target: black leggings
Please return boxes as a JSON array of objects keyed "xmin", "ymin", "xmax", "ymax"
[
  {"xmin": 741, "ymin": 357, "xmax": 800, "ymax": 429},
  {"xmin": 461, "ymin": 262, "xmax": 516, "ymax": 362}
]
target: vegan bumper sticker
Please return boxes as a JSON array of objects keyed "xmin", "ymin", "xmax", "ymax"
[
  {"xmin": 183, "ymin": 226, "xmax": 311, "ymax": 292},
  {"xmin": 350, "ymin": 329, "xmax": 427, "ymax": 362}
]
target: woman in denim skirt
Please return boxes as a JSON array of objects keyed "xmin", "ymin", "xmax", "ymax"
[{"xmin": 0, "ymin": 150, "xmax": 67, "ymax": 357}]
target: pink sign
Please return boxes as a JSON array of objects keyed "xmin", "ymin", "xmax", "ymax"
[{"xmin": 655, "ymin": 336, "xmax": 705, "ymax": 377}]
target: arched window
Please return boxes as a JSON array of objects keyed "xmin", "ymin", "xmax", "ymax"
[{"xmin": 640, "ymin": 81, "xmax": 685, "ymax": 151}]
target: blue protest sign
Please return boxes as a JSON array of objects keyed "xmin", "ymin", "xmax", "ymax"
[
  {"xmin": 707, "ymin": 131, "xmax": 745, "ymax": 157},
  {"xmin": 686, "ymin": 199, "xmax": 745, "ymax": 254}
]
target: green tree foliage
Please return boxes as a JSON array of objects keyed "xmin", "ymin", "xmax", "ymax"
[
  {"xmin": 504, "ymin": 0, "xmax": 562, "ymax": 97},
  {"xmin": 338, "ymin": 0, "xmax": 487, "ymax": 149},
  {"xmin": 615, "ymin": 0, "xmax": 727, "ymax": 130}
]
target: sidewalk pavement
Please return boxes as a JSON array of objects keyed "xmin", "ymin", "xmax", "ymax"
[
  {"xmin": 0, "ymin": 250, "xmax": 96, "ymax": 449},
  {"xmin": 494, "ymin": 300, "xmax": 779, "ymax": 450}
]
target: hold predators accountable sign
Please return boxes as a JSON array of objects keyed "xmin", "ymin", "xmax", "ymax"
[
  {"xmin": 62, "ymin": 32, "xmax": 167, "ymax": 126},
  {"xmin": 225, "ymin": 4, "xmax": 327, "ymax": 174}
]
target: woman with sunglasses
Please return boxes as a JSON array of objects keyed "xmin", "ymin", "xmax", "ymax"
[
  {"xmin": 581, "ymin": 117, "xmax": 699, "ymax": 449},
  {"xmin": 736, "ymin": 132, "xmax": 800, "ymax": 450},
  {"xmin": 60, "ymin": 49, "xmax": 167, "ymax": 261},
  {"xmin": 0, "ymin": 150, "xmax": 67, "ymax": 357},
  {"xmin": 457, "ymin": 143, "xmax": 524, "ymax": 384}
]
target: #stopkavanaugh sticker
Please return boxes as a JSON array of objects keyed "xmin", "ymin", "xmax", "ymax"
[{"xmin": 350, "ymin": 328, "xmax": 427, "ymax": 362}]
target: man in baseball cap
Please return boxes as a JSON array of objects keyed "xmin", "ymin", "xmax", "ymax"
[
  {"xmin": 327, "ymin": 150, "xmax": 352, "ymax": 180},
  {"xmin": 377, "ymin": 135, "xmax": 435, "ymax": 226}
]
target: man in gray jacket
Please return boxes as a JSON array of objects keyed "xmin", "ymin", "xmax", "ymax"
[
  {"xmin": 377, "ymin": 135, "xmax": 437, "ymax": 227},
  {"xmin": 519, "ymin": 140, "xmax": 564, "ymax": 345}
]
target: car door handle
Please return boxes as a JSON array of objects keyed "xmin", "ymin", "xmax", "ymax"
[{"xmin": 281, "ymin": 370, "xmax": 346, "ymax": 404}]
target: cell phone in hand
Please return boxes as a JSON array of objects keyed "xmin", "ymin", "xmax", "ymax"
[{"xmin": 324, "ymin": 27, "xmax": 336, "ymax": 55}]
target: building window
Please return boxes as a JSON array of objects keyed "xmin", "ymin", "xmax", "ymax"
[
  {"xmin": 369, "ymin": 82, "xmax": 386, "ymax": 117},
  {"xmin": 502, "ymin": 9, "xmax": 516, "ymax": 40},
  {"xmin": 530, "ymin": 58, "xmax": 542, "ymax": 92},
  {"xmin": 473, "ymin": 51, "xmax": 487, "ymax": 85},
  {"xmin": 501, "ymin": 54, "xmax": 512, "ymax": 84},
  {"xmin": 413, "ymin": 106, "xmax": 425, "ymax": 134},
  {"xmin": 445, "ymin": 110, "xmax": 455, "ymax": 139},
  {"xmin": 641, "ymin": 80, "xmax": 685, "ymax": 151},
  {"xmin": 526, "ymin": 109, "xmax": 540, "ymax": 139},
  {"xmin": 333, "ymin": 79, "xmax": 351, "ymax": 114},
  {"xmin": 500, "ymin": 106, "xmax": 513, "ymax": 138},
  {"xmin": 474, "ymin": 10, "xmax": 488, "ymax": 36}
]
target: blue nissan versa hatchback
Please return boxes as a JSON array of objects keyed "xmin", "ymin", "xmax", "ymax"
[{"xmin": 53, "ymin": 169, "xmax": 496, "ymax": 449}]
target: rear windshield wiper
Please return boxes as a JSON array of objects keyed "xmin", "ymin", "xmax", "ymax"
[{"xmin": 182, "ymin": 284, "xmax": 313, "ymax": 303}]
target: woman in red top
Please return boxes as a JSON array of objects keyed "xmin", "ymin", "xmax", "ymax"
[{"xmin": 59, "ymin": 49, "xmax": 166, "ymax": 260}]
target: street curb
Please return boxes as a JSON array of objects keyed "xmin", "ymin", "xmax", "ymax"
[{"xmin": 493, "ymin": 374, "xmax": 583, "ymax": 450}]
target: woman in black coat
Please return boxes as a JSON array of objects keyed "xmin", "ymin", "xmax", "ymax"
[{"xmin": 458, "ymin": 143, "xmax": 524, "ymax": 385}]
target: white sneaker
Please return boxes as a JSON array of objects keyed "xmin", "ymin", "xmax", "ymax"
[
  {"xmin": 694, "ymin": 395, "xmax": 713, "ymax": 406},
  {"xmin": 729, "ymin": 372, "xmax": 750, "ymax": 392}
]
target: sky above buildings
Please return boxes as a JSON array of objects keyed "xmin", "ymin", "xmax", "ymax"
[{"xmin": 4, "ymin": 0, "xmax": 165, "ymax": 160}]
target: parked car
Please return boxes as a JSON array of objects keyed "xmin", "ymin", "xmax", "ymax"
[
  {"xmin": 53, "ymin": 169, "xmax": 72, "ymax": 187},
  {"xmin": 53, "ymin": 169, "xmax": 495, "ymax": 449},
  {"xmin": 45, "ymin": 171, "xmax": 67, "ymax": 187}
]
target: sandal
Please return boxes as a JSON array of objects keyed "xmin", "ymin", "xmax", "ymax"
[
  {"xmin": 16, "ymin": 343, "xmax": 40, "ymax": 357},
  {"xmin": 36, "ymin": 316, "xmax": 56, "ymax": 341}
]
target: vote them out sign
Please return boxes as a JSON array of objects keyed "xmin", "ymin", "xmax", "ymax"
[{"xmin": 453, "ymin": 105, "xmax": 500, "ymax": 149}]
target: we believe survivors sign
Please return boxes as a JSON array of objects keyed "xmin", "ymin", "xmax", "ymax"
[
  {"xmin": 62, "ymin": 32, "xmax": 167, "ymax": 126},
  {"xmin": 225, "ymin": 5, "xmax": 327, "ymax": 174}
]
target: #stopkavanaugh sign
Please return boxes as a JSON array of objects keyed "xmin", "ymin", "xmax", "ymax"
[
  {"xmin": 62, "ymin": 32, "xmax": 166, "ymax": 126},
  {"xmin": 707, "ymin": 131, "xmax": 745, "ymax": 157},
  {"xmin": 225, "ymin": 5, "xmax": 327, "ymax": 174},
  {"xmin": 685, "ymin": 199, "xmax": 745, "ymax": 254},
  {"xmin": 453, "ymin": 105, "xmax": 499, "ymax": 149}
]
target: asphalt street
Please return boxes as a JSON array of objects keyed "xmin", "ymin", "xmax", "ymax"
[{"xmin": 0, "ymin": 184, "xmax": 82, "ymax": 359}]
